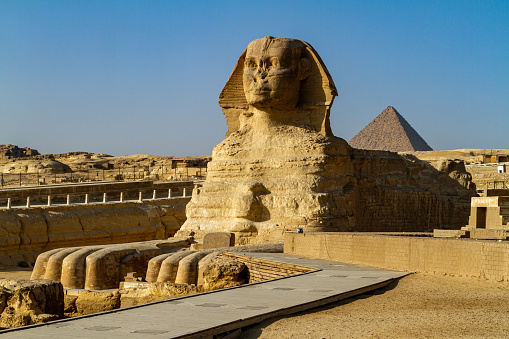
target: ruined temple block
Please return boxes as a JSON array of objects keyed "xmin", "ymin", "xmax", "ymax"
[
  {"xmin": 202, "ymin": 232, "xmax": 235, "ymax": 249},
  {"xmin": 466, "ymin": 196, "xmax": 509, "ymax": 230},
  {"xmin": 457, "ymin": 193, "xmax": 509, "ymax": 240},
  {"xmin": 177, "ymin": 36, "xmax": 475, "ymax": 244}
]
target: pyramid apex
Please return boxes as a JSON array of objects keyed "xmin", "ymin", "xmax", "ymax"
[{"xmin": 383, "ymin": 106, "xmax": 398, "ymax": 114}]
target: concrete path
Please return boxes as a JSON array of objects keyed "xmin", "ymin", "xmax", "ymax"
[{"xmin": 0, "ymin": 253, "xmax": 407, "ymax": 338}]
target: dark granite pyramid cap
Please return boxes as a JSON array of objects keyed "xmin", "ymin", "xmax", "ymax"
[{"xmin": 349, "ymin": 106, "xmax": 433, "ymax": 152}]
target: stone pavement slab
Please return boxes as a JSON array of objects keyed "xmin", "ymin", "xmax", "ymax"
[{"xmin": 0, "ymin": 253, "xmax": 407, "ymax": 338}]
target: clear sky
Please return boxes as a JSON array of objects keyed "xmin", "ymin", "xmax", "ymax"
[{"xmin": 1, "ymin": 0, "xmax": 508, "ymax": 156}]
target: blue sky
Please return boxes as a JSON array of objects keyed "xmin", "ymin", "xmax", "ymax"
[{"xmin": 1, "ymin": 0, "xmax": 508, "ymax": 156}]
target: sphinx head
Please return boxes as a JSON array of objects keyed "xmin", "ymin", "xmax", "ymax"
[
  {"xmin": 219, "ymin": 37, "xmax": 337, "ymax": 137},
  {"xmin": 243, "ymin": 37, "xmax": 311, "ymax": 110}
]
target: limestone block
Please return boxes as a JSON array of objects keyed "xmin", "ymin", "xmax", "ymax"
[
  {"xmin": 469, "ymin": 228, "xmax": 509, "ymax": 240},
  {"xmin": 197, "ymin": 251, "xmax": 222, "ymax": 286},
  {"xmin": 202, "ymin": 232, "xmax": 235, "ymax": 249},
  {"xmin": 433, "ymin": 229, "xmax": 469, "ymax": 238},
  {"xmin": 119, "ymin": 282, "xmax": 202, "ymax": 308},
  {"xmin": 0, "ymin": 279, "xmax": 64, "ymax": 329},
  {"xmin": 75, "ymin": 290, "xmax": 120, "ymax": 315},
  {"xmin": 202, "ymin": 257, "xmax": 247, "ymax": 290}
]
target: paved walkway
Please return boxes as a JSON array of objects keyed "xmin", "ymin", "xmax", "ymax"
[{"xmin": 1, "ymin": 253, "xmax": 407, "ymax": 338}]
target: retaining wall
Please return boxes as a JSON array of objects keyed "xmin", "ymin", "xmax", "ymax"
[
  {"xmin": 222, "ymin": 252, "xmax": 315, "ymax": 283},
  {"xmin": 284, "ymin": 232, "xmax": 509, "ymax": 282},
  {"xmin": 0, "ymin": 198, "xmax": 190, "ymax": 266}
]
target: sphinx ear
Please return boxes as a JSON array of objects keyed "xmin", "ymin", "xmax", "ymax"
[{"xmin": 298, "ymin": 57, "xmax": 311, "ymax": 80}]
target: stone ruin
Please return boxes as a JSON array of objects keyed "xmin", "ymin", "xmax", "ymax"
[
  {"xmin": 435, "ymin": 189, "xmax": 509, "ymax": 240},
  {"xmin": 177, "ymin": 36, "xmax": 475, "ymax": 244},
  {"xmin": 0, "ymin": 145, "xmax": 40, "ymax": 161}
]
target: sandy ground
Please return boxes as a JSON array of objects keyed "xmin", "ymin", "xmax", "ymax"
[
  {"xmin": 242, "ymin": 273, "xmax": 509, "ymax": 338},
  {"xmin": 0, "ymin": 267, "xmax": 33, "ymax": 280}
]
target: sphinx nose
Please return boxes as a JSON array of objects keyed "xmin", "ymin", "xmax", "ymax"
[
  {"xmin": 256, "ymin": 67, "xmax": 268, "ymax": 79},
  {"xmin": 256, "ymin": 62, "xmax": 267, "ymax": 79}
]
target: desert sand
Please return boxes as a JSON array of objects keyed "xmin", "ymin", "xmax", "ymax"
[{"xmin": 242, "ymin": 273, "xmax": 509, "ymax": 338}]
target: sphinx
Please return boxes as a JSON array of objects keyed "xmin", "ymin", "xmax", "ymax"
[{"xmin": 177, "ymin": 36, "xmax": 475, "ymax": 244}]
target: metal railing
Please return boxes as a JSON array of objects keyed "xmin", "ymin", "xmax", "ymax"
[
  {"xmin": 486, "ymin": 181, "xmax": 508, "ymax": 190},
  {"xmin": 0, "ymin": 165, "xmax": 207, "ymax": 188},
  {"xmin": 2, "ymin": 186, "xmax": 193, "ymax": 210}
]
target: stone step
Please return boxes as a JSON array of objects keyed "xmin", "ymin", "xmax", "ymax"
[
  {"xmin": 469, "ymin": 228, "xmax": 509, "ymax": 240},
  {"xmin": 433, "ymin": 229, "xmax": 469, "ymax": 238}
]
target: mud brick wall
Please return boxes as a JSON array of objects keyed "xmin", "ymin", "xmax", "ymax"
[
  {"xmin": 285, "ymin": 232, "xmax": 509, "ymax": 282},
  {"xmin": 222, "ymin": 252, "xmax": 315, "ymax": 283}
]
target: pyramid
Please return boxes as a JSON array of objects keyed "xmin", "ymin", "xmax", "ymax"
[{"xmin": 349, "ymin": 106, "xmax": 433, "ymax": 152}]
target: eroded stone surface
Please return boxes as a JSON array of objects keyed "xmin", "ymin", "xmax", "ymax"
[
  {"xmin": 31, "ymin": 238, "xmax": 191, "ymax": 290},
  {"xmin": 202, "ymin": 257, "xmax": 247, "ymax": 290},
  {"xmin": 0, "ymin": 279, "xmax": 63, "ymax": 329},
  {"xmin": 75, "ymin": 290, "xmax": 120, "ymax": 315},
  {"xmin": 202, "ymin": 232, "xmax": 235, "ymax": 249},
  {"xmin": 0, "ymin": 200, "xmax": 189, "ymax": 264},
  {"xmin": 177, "ymin": 37, "xmax": 475, "ymax": 244}
]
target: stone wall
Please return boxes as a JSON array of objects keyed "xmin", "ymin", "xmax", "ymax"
[
  {"xmin": 0, "ymin": 198, "xmax": 189, "ymax": 266},
  {"xmin": 222, "ymin": 252, "xmax": 315, "ymax": 283},
  {"xmin": 284, "ymin": 232, "xmax": 509, "ymax": 282}
]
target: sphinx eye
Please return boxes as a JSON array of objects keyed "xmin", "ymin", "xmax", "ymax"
[
  {"xmin": 245, "ymin": 59, "xmax": 258, "ymax": 69},
  {"xmin": 269, "ymin": 58, "xmax": 280, "ymax": 68}
]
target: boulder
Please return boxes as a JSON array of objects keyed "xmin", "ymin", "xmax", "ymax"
[
  {"xmin": 74, "ymin": 290, "xmax": 120, "ymax": 315},
  {"xmin": 202, "ymin": 257, "xmax": 247, "ymax": 290},
  {"xmin": 0, "ymin": 279, "xmax": 63, "ymax": 329}
]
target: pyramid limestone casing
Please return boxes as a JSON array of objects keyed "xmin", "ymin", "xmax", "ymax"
[
  {"xmin": 177, "ymin": 37, "xmax": 473, "ymax": 244},
  {"xmin": 349, "ymin": 106, "xmax": 433, "ymax": 152}
]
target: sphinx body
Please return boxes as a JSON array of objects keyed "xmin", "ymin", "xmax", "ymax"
[{"xmin": 178, "ymin": 37, "xmax": 474, "ymax": 244}]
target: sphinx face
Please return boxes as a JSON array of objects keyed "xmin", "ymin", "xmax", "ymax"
[{"xmin": 243, "ymin": 38, "xmax": 304, "ymax": 109}]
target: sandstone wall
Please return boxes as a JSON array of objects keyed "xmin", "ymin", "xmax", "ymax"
[
  {"xmin": 0, "ymin": 198, "xmax": 189, "ymax": 266},
  {"xmin": 285, "ymin": 232, "xmax": 509, "ymax": 282},
  {"xmin": 221, "ymin": 252, "xmax": 315, "ymax": 283}
]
